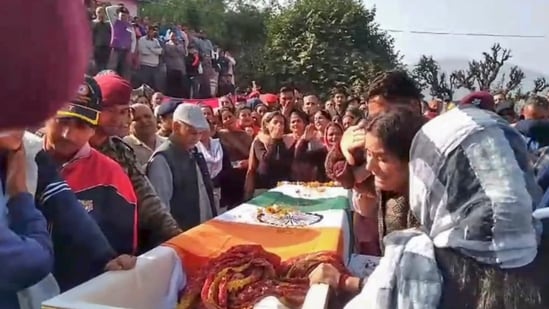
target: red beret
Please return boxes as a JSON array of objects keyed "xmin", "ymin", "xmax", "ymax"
[
  {"xmin": 94, "ymin": 74, "xmax": 132, "ymax": 107},
  {"xmin": 460, "ymin": 91, "xmax": 495, "ymax": 111},
  {"xmin": 1, "ymin": 1, "xmax": 90, "ymax": 129}
]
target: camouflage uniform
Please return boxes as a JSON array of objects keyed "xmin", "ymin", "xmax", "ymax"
[{"xmin": 96, "ymin": 136, "xmax": 181, "ymax": 253}]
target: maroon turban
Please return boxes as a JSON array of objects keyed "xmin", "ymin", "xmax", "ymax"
[
  {"xmin": 94, "ymin": 74, "xmax": 132, "ymax": 107},
  {"xmin": 1, "ymin": 2, "xmax": 91, "ymax": 129},
  {"xmin": 460, "ymin": 91, "xmax": 495, "ymax": 112}
]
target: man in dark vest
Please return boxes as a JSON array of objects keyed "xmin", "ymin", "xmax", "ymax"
[{"xmin": 147, "ymin": 103, "xmax": 217, "ymax": 230}]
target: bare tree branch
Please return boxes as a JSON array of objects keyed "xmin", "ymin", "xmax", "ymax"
[
  {"xmin": 450, "ymin": 43, "xmax": 524, "ymax": 94},
  {"xmin": 412, "ymin": 55, "xmax": 454, "ymax": 100},
  {"xmin": 505, "ymin": 66, "xmax": 524, "ymax": 92},
  {"xmin": 532, "ymin": 77, "xmax": 549, "ymax": 94},
  {"xmin": 450, "ymin": 69, "xmax": 475, "ymax": 91}
]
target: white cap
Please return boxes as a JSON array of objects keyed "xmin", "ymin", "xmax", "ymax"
[{"xmin": 173, "ymin": 103, "xmax": 210, "ymax": 131}]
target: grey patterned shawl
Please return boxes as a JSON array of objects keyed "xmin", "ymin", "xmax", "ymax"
[{"xmin": 346, "ymin": 107, "xmax": 544, "ymax": 309}]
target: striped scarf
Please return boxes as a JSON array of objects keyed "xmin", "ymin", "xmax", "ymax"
[
  {"xmin": 346, "ymin": 107, "xmax": 545, "ymax": 309},
  {"xmin": 410, "ymin": 106, "xmax": 541, "ymax": 268}
]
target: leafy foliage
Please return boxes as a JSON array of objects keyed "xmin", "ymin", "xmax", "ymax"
[
  {"xmin": 141, "ymin": 0, "xmax": 399, "ymax": 95},
  {"xmin": 141, "ymin": 0, "xmax": 226, "ymax": 34},
  {"xmin": 141, "ymin": 0, "xmax": 271, "ymax": 90},
  {"xmin": 263, "ymin": 0, "xmax": 400, "ymax": 95}
]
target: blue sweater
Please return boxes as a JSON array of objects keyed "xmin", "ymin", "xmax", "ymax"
[
  {"xmin": 514, "ymin": 119, "xmax": 549, "ymax": 151},
  {"xmin": 34, "ymin": 150, "xmax": 116, "ymax": 291},
  {"xmin": 0, "ymin": 193, "xmax": 53, "ymax": 309}
]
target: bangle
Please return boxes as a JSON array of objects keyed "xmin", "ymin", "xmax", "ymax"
[{"xmin": 338, "ymin": 273, "xmax": 349, "ymax": 290}]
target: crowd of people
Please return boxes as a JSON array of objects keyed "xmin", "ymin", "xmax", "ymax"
[
  {"xmin": 90, "ymin": 2, "xmax": 236, "ymax": 100},
  {"xmin": 5, "ymin": 62, "xmax": 549, "ymax": 308},
  {"xmin": 122, "ymin": 69, "xmax": 549, "ymax": 308},
  {"xmin": 3, "ymin": 1, "xmax": 549, "ymax": 309}
]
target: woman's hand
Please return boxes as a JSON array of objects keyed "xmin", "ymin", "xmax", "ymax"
[
  {"xmin": 302, "ymin": 124, "xmax": 316, "ymax": 141},
  {"xmin": 105, "ymin": 254, "xmax": 137, "ymax": 271},
  {"xmin": 340, "ymin": 125, "xmax": 366, "ymax": 165},
  {"xmin": 270, "ymin": 124, "xmax": 284, "ymax": 139},
  {"xmin": 6, "ymin": 144, "xmax": 28, "ymax": 196},
  {"xmin": 308, "ymin": 263, "xmax": 341, "ymax": 289}
]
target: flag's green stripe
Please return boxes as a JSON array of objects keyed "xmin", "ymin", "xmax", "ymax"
[{"xmin": 248, "ymin": 191, "xmax": 349, "ymax": 211}]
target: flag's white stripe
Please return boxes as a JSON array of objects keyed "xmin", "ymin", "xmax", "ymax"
[
  {"xmin": 214, "ymin": 203, "xmax": 346, "ymax": 229},
  {"xmin": 268, "ymin": 185, "xmax": 348, "ymax": 200}
]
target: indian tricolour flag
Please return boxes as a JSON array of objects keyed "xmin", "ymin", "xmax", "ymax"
[{"xmin": 165, "ymin": 184, "xmax": 352, "ymax": 277}]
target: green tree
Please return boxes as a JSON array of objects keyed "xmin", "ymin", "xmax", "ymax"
[
  {"xmin": 263, "ymin": 0, "xmax": 399, "ymax": 95},
  {"xmin": 141, "ymin": 0, "xmax": 226, "ymax": 38},
  {"xmin": 141, "ymin": 0, "xmax": 399, "ymax": 94},
  {"xmin": 412, "ymin": 55, "xmax": 454, "ymax": 101},
  {"xmin": 141, "ymin": 0, "xmax": 270, "ymax": 90},
  {"xmin": 220, "ymin": 4, "xmax": 271, "ymax": 90}
]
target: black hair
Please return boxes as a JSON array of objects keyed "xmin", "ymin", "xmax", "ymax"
[
  {"xmin": 235, "ymin": 105, "xmax": 252, "ymax": 117},
  {"xmin": 255, "ymin": 103, "xmax": 268, "ymax": 112},
  {"xmin": 365, "ymin": 106, "xmax": 426, "ymax": 162},
  {"xmin": 261, "ymin": 111, "xmax": 285, "ymax": 134},
  {"xmin": 279, "ymin": 86, "xmax": 294, "ymax": 94},
  {"xmin": 216, "ymin": 106, "xmax": 235, "ymax": 122},
  {"xmin": 116, "ymin": 6, "xmax": 129, "ymax": 14},
  {"xmin": 315, "ymin": 110, "xmax": 332, "ymax": 121},
  {"xmin": 199, "ymin": 104, "xmax": 214, "ymax": 114},
  {"xmin": 331, "ymin": 87, "xmax": 348, "ymax": 97},
  {"xmin": 367, "ymin": 70, "xmax": 422, "ymax": 102},
  {"xmin": 344, "ymin": 107, "xmax": 365, "ymax": 124},
  {"xmin": 289, "ymin": 109, "xmax": 309, "ymax": 124}
]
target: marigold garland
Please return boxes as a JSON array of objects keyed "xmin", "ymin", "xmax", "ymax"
[{"xmin": 178, "ymin": 245, "xmax": 348, "ymax": 309}]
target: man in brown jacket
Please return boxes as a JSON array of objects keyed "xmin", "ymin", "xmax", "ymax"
[{"xmin": 90, "ymin": 72, "xmax": 181, "ymax": 253}]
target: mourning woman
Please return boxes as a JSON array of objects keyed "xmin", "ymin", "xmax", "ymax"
[
  {"xmin": 244, "ymin": 111, "xmax": 294, "ymax": 198},
  {"xmin": 325, "ymin": 71, "xmax": 424, "ymax": 256},
  {"xmin": 292, "ymin": 109, "xmax": 329, "ymax": 182},
  {"xmin": 313, "ymin": 106, "xmax": 549, "ymax": 309},
  {"xmin": 348, "ymin": 107, "xmax": 424, "ymax": 258},
  {"xmin": 216, "ymin": 107, "xmax": 252, "ymax": 208}
]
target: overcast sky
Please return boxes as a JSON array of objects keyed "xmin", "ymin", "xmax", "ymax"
[{"xmin": 365, "ymin": 0, "xmax": 549, "ymax": 74}]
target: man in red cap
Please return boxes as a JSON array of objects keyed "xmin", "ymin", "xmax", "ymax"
[
  {"xmin": 459, "ymin": 91, "xmax": 496, "ymax": 112},
  {"xmin": 91, "ymin": 73, "xmax": 181, "ymax": 253}
]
